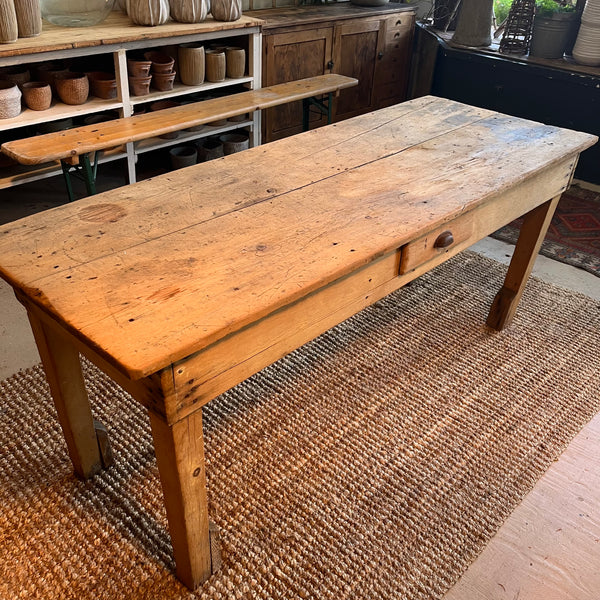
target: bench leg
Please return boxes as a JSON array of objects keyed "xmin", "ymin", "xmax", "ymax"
[
  {"xmin": 302, "ymin": 92, "xmax": 334, "ymax": 132},
  {"xmin": 60, "ymin": 153, "xmax": 97, "ymax": 202},
  {"xmin": 26, "ymin": 309, "xmax": 105, "ymax": 479},
  {"xmin": 486, "ymin": 195, "xmax": 560, "ymax": 330},
  {"xmin": 149, "ymin": 409, "xmax": 215, "ymax": 589}
]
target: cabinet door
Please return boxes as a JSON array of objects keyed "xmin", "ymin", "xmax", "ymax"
[
  {"xmin": 332, "ymin": 18, "xmax": 384, "ymax": 122},
  {"xmin": 263, "ymin": 27, "xmax": 333, "ymax": 142},
  {"xmin": 374, "ymin": 13, "xmax": 415, "ymax": 108}
]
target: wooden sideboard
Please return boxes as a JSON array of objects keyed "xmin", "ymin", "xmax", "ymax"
[
  {"xmin": 250, "ymin": 4, "xmax": 416, "ymax": 143},
  {"xmin": 0, "ymin": 12, "xmax": 263, "ymax": 190}
]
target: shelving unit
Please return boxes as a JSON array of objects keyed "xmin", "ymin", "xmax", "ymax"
[{"xmin": 0, "ymin": 11, "xmax": 263, "ymax": 189}]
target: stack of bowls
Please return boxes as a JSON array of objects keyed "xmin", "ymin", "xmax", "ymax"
[
  {"xmin": 145, "ymin": 51, "xmax": 176, "ymax": 92},
  {"xmin": 127, "ymin": 56, "xmax": 152, "ymax": 96},
  {"xmin": 573, "ymin": 0, "xmax": 600, "ymax": 66}
]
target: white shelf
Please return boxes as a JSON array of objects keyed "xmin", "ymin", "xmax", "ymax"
[{"xmin": 0, "ymin": 14, "xmax": 262, "ymax": 189}]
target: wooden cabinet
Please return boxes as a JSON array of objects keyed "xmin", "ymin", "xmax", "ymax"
[
  {"xmin": 0, "ymin": 12, "xmax": 263, "ymax": 190},
  {"xmin": 256, "ymin": 5, "xmax": 416, "ymax": 143}
]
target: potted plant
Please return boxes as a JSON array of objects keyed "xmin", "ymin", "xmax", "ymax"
[{"xmin": 529, "ymin": 0, "xmax": 578, "ymax": 58}]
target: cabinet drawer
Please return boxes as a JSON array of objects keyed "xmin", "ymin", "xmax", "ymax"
[
  {"xmin": 384, "ymin": 14, "xmax": 414, "ymax": 44},
  {"xmin": 399, "ymin": 214, "xmax": 475, "ymax": 275}
]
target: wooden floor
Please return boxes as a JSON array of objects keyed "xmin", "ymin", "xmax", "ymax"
[{"xmin": 0, "ymin": 175, "xmax": 599, "ymax": 598}]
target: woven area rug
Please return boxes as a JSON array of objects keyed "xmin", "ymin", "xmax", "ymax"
[
  {"xmin": 1, "ymin": 252, "xmax": 599, "ymax": 600},
  {"xmin": 491, "ymin": 185, "xmax": 600, "ymax": 276}
]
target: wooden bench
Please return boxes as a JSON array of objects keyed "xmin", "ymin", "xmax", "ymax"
[
  {"xmin": 1, "ymin": 74, "xmax": 357, "ymax": 201},
  {"xmin": 0, "ymin": 97, "xmax": 595, "ymax": 590}
]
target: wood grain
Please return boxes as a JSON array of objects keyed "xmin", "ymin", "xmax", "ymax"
[{"xmin": 0, "ymin": 97, "xmax": 595, "ymax": 380}]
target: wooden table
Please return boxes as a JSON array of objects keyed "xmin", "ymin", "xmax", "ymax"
[{"xmin": 0, "ymin": 96, "xmax": 595, "ymax": 590}]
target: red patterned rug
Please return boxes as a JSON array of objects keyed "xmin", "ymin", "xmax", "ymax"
[{"xmin": 491, "ymin": 185, "xmax": 600, "ymax": 276}]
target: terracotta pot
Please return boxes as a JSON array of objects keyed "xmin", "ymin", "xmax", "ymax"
[
  {"xmin": 86, "ymin": 71, "xmax": 117, "ymax": 99},
  {"xmin": 205, "ymin": 49, "xmax": 225, "ymax": 83},
  {"xmin": 178, "ymin": 43, "xmax": 205, "ymax": 85},
  {"xmin": 0, "ymin": 66, "xmax": 31, "ymax": 88},
  {"xmin": 128, "ymin": 74, "xmax": 152, "ymax": 96},
  {"xmin": 21, "ymin": 81, "xmax": 52, "ymax": 110},
  {"xmin": 152, "ymin": 71, "xmax": 176, "ymax": 91},
  {"xmin": 0, "ymin": 81, "xmax": 21, "ymax": 118},
  {"xmin": 144, "ymin": 50, "xmax": 175, "ymax": 73},
  {"xmin": 127, "ymin": 57, "xmax": 152, "ymax": 77},
  {"xmin": 54, "ymin": 72, "xmax": 89, "ymax": 105}
]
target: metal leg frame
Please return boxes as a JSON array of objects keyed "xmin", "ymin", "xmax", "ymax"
[
  {"xmin": 302, "ymin": 92, "xmax": 334, "ymax": 131},
  {"xmin": 60, "ymin": 152, "xmax": 98, "ymax": 202}
]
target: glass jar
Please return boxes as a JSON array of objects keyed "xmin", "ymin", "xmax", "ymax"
[{"xmin": 41, "ymin": 0, "xmax": 115, "ymax": 27}]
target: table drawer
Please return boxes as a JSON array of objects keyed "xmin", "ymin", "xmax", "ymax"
[
  {"xmin": 399, "ymin": 214, "xmax": 475, "ymax": 275},
  {"xmin": 384, "ymin": 13, "xmax": 413, "ymax": 44}
]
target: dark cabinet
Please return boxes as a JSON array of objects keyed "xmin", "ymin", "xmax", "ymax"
[{"xmin": 258, "ymin": 6, "xmax": 416, "ymax": 143}]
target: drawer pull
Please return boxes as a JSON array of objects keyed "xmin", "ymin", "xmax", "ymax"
[
  {"xmin": 396, "ymin": 19, "xmax": 402, "ymax": 25},
  {"xmin": 434, "ymin": 231, "xmax": 454, "ymax": 249}
]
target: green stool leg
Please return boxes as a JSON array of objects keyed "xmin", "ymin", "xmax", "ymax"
[
  {"xmin": 59, "ymin": 153, "xmax": 98, "ymax": 201},
  {"xmin": 80, "ymin": 153, "xmax": 97, "ymax": 196},
  {"xmin": 326, "ymin": 92, "xmax": 333, "ymax": 124},
  {"xmin": 302, "ymin": 98, "xmax": 310, "ymax": 132}
]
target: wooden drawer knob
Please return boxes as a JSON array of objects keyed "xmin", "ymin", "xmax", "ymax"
[{"xmin": 434, "ymin": 230, "xmax": 454, "ymax": 249}]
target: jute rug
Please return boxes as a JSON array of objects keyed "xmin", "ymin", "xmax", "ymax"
[
  {"xmin": 492, "ymin": 185, "xmax": 600, "ymax": 276},
  {"xmin": 1, "ymin": 252, "xmax": 599, "ymax": 600}
]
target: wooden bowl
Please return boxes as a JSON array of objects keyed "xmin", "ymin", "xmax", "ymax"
[
  {"xmin": 87, "ymin": 71, "xmax": 117, "ymax": 100},
  {"xmin": 54, "ymin": 72, "xmax": 89, "ymax": 105},
  {"xmin": 21, "ymin": 81, "xmax": 52, "ymax": 111}
]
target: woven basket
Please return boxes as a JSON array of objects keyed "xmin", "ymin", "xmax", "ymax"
[
  {"xmin": 54, "ymin": 72, "xmax": 89, "ymax": 105},
  {"xmin": 21, "ymin": 81, "xmax": 52, "ymax": 111},
  {"xmin": 0, "ymin": 81, "xmax": 21, "ymax": 119}
]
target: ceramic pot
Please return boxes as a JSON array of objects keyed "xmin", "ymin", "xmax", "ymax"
[
  {"xmin": 14, "ymin": 0, "xmax": 42, "ymax": 37},
  {"xmin": 205, "ymin": 49, "xmax": 226, "ymax": 82},
  {"xmin": 21, "ymin": 81, "xmax": 52, "ymax": 110},
  {"xmin": 0, "ymin": 66, "xmax": 31, "ymax": 88},
  {"xmin": 530, "ymin": 11, "xmax": 580, "ymax": 59},
  {"xmin": 0, "ymin": 81, "xmax": 22, "ymax": 119},
  {"xmin": 450, "ymin": 0, "xmax": 493, "ymax": 48},
  {"xmin": 127, "ymin": 0, "xmax": 170, "ymax": 26},
  {"xmin": 169, "ymin": 145, "xmax": 197, "ymax": 169},
  {"xmin": 127, "ymin": 57, "xmax": 152, "ymax": 77},
  {"xmin": 210, "ymin": 0, "xmax": 242, "ymax": 22},
  {"xmin": 144, "ymin": 50, "xmax": 175, "ymax": 73},
  {"xmin": 225, "ymin": 47, "xmax": 245, "ymax": 78},
  {"xmin": 197, "ymin": 137, "xmax": 224, "ymax": 161},
  {"xmin": 0, "ymin": 0, "xmax": 18, "ymax": 43},
  {"xmin": 169, "ymin": 0, "xmax": 209, "ymax": 23},
  {"xmin": 152, "ymin": 70, "xmax": 176, "ymax": 91},
  {"xmin": 87, "ymin": 71, "xmax": 118, "ymax": 99},
  {"xmin": 178, "ymin": 43, "xmax": 205, "ymax": 85},
  {"xmin": 219, "ymin": 131, "xmax": 249, "ymax": 155},
  {"xmin": 128, "ymin": 74, "xmax": 152, "ymax": 96},
  {"xmin": 54, "ymin": 72, "xmax": 89, "ymax": 105}
]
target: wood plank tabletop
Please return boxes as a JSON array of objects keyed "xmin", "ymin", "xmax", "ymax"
[{"xmin": 0, "ymin": 96, "xmax": 595, "ymax": 379}]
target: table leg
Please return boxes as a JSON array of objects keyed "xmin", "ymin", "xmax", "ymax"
[
  {"xmin": 27, "ymin": 311, "xmax": 103, "ymax": 479},
  {"xmin": 486, "ymin": 195, "xmax": 561, "ymax": 331},
  {"xmin": 149, "ymin": 409, "xmax": 214, "ymax": 589}
]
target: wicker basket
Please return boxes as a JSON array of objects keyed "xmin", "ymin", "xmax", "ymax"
[
  {"xmin": 21, "ymin": 81, "xmax": 52, "ymax": 111},
  {"xmin": 54, "ymin": 72, "xmax": 89, "ymax": 105},
  {"xmin": 0, "ymin": 81, "xmax": 22, "ymax": 119}
]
